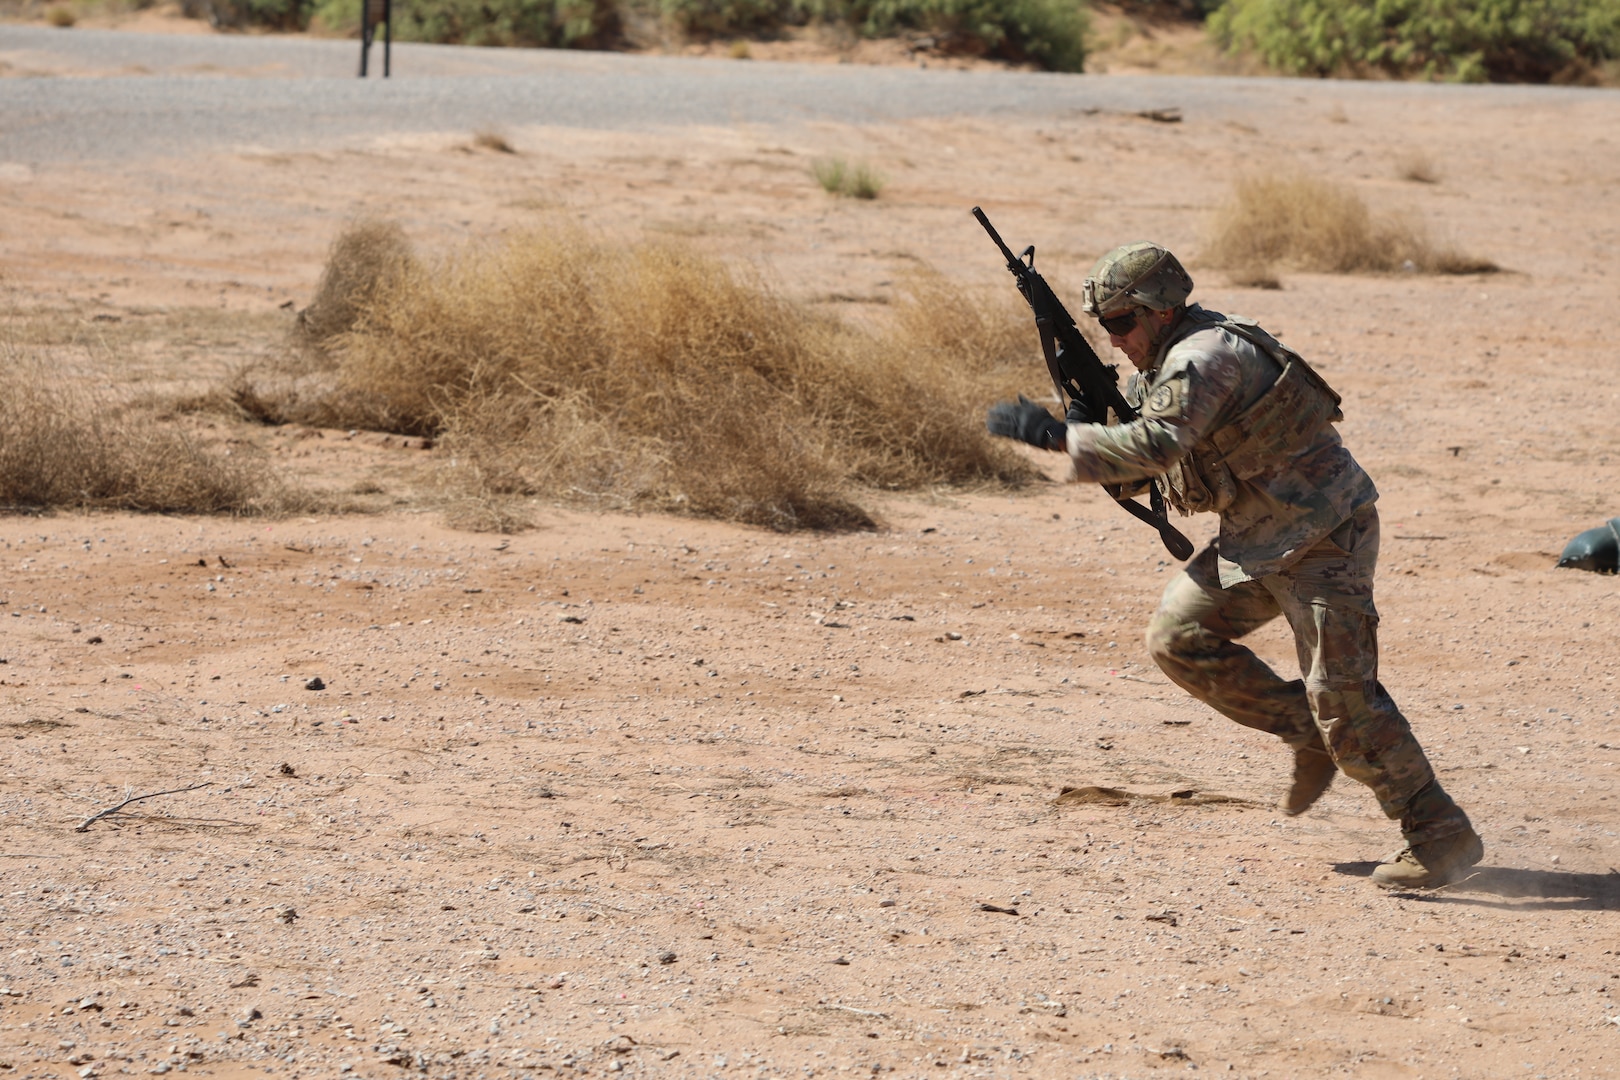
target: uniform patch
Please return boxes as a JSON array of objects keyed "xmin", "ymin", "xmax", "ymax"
[{"xmin": 1147, "ymin": 381, "xmax": 1180, "ymax": 416}]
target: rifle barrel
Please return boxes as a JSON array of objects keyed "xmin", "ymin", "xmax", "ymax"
[{"xmin": 971, "ymin": 207, "xmax": 1022, "ymax": 270}]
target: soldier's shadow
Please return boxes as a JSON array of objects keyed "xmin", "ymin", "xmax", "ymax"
[{"xmin": 1332, "ymin": 862, "xmax": 1620, "ymax": 911}]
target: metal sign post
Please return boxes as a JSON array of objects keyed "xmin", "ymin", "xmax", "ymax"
[{"xmin": 359, "ymin": 0, "xmax": 392, "ymax": 78}]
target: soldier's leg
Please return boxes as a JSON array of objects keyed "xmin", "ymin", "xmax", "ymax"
[
  {"xmin": 1146, "ymin": 543, "xmax": 1316, "ymax": 743},
  {"xmin": 1266, "ymin": 505, "xmax": 1480, "ymax": 884},
  {"xmin": 1147, "ymin": 544, "xmax": 1335, "ymax": 812}
]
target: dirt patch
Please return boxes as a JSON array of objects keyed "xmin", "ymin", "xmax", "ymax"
[{"xmin": 1053, "ymin": 784, "xmax": 1262, "ymax": 806}]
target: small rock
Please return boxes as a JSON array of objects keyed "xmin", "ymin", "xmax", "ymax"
[
  {"xmin": 275, "ymin": 906, "xmax": 298, "ymax": 924},
  {"xmin": 658, "ymin": 951, "xmax": 677, "ymax": 965},
  {"xmin": 832, "ymin": 956, "xmax": 850, "ymax": 965},
  {"xmin": 304, "ymin": 677, "xmax": 325, "ymax": 691}
]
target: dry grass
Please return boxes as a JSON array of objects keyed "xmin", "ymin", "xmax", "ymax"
[
  {"xmin": 292, "ymin": 219, "xmax": 416, "ymax": 351},
  {"xmin": 1227, "ymin": 266, "xmax": 1283, "ymax": 290},
  {"xmin": 472, "ymin": 130, "xmax": 517, "ymax": 154},
  {"xmin": 238, "ymin": 223, "xmax": 1039, "ymax": 531},
  {"xmin": 1204, "ymin": 173, "xmax": 1497, "ymax": 277},
  {"xmin": 0, "ymin": 348, "xmax": 283, "ymax": 515},
  {"xmin": 232, "ymin": 219, "xmax": 417, "ymax": 428},
  {"xmin": 1396, "ymin": 151, "xmax": 1440, "ymax": 184},
  {"xmin": 1425, "ymin": 251, "xmax": 1501, "ymax": 275}
]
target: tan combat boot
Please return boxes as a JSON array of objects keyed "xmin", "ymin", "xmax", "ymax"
[
  {"xmin": 1283, "ymin": 732, "xmax": 1336, "ymax": 816},
  {"xmin": 1371, "ymin": 828, "xmax": 1484, "ymax": 889}
]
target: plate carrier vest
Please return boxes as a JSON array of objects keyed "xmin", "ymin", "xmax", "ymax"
[{"xmin": 1146, "ymin": 309, "xmax": 1344, "ymax": 515}]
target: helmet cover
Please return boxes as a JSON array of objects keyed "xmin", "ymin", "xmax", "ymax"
[{"xmin": 1081, "ymin": 242, "xmax": 1194, "ymax": 316}]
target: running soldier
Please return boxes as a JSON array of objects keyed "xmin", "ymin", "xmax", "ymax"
[{"xmin": 987, "ymin": 242, "xmax": 1482, "ymax": 888}]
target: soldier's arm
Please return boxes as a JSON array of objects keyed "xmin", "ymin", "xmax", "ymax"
[{"xmin": 1065, "ymin": 342, "xmax": 1244, "ymax": 485}]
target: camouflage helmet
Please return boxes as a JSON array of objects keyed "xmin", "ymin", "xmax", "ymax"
[{"xmin": 1081, "ymin": 242, "xmax": 1194, "ymax": 317}]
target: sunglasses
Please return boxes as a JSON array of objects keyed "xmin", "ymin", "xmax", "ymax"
[{"xmin": 1097, "ymin": 309, "xmax": 1141, "ymax": 336}]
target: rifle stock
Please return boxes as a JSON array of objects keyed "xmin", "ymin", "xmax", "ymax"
[{"xmin": 973, "ymin": 206, "xmax": 1194, "ymax": 561}]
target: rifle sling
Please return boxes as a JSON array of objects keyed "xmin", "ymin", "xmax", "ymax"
[{"xmin": 1035, "ymin": 318, "xmax": 1068, "ymax": 408}]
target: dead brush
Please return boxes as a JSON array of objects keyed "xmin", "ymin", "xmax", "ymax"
[
  {"xmin": 1396, "ymin": 151, "xmax": 1440, "ymax": 184},
  {"xmin": 292, "ymin": 218, "xmax": 415, "ymax": 353},
  {"xmin": 0, "ymin": 350, "xmax": 282, "ymax": 514},
  {"xmin": 232, "ymin": 218, "xmax": 416, "ymax": 428},
  {"xmin": 1204, "ymin": 173, "xmax": 1496, "ymax": 277},
  {"xmin": 255, "ymin": 223, "xmax": 1039, "ymax": 531},
  {"xmin": 472, "ymin": 130, "xmax": 517, "ymax": 154},
  {"xmin": 844, "ymin": 270, "xmax": 1043, "ymax": 489}
]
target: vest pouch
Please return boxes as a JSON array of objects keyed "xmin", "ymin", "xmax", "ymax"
[{"xmin": 1160, "ymin": 450, "xmax": 1237, "ymax": 515}]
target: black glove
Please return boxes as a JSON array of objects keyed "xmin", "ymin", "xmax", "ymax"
[
  {"xmin": 1065, "ymin": 398, "xmax": 1095, "ymax": 426},
  {"xmin": 987, "ymin": 396, "xmax": 1067, "ymax": 451}
]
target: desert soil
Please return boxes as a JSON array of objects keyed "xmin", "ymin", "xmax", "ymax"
[{"xmin": 2, "ymin": 20, "xmax": 1620, "ymax": 1080}]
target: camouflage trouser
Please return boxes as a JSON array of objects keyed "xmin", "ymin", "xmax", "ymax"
[{"xmin": 1145, "ymin": 503, "xmax": 1473, "ymax": 847}]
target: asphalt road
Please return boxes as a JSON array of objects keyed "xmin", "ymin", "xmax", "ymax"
[{"xmin": 0, "ymin": 25, "xmax": 1608, "ymax": 165}]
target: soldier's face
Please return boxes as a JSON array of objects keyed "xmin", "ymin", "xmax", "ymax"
[
  {"xmin": 1105, "ymin": 308, "xmax": 1172, "ymax": 371},
  {"xmin": 1106, "ymin": 313, "xmax": 1155, "ymax": 370}
]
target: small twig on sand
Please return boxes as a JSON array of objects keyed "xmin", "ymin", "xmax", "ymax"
[
  {"xmin": 75, "ymin": 782, "xmax": 213, "ymax": 833},
  {"xmin": 821, "ymin": 1003, "xmax": 889, "ymax": 1019}
]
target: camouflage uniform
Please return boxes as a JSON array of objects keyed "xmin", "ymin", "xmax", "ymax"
[{"xmin": 1065, "ymin": 304, "xmax": 1473, "ymax": 849}]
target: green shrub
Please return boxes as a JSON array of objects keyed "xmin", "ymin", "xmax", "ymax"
[
  {"xmin": 809, "ymin": 0, "xmax": 1088, "ymax": 70},
  {"xmin": 310, "ymin": 0, "xmax": 620, "ymax": 46},
  {"xmin": 812, "ymin": 157, "xmax": 849, "ymax": 194},
  {"xmin": 660, "ymin": 0, "xmax": 793, "ymax": 36},
  {"xmin": 1209, "ymin": 0, "xmax": 1620, "ymax": 82},
  {"xmin": 811, "ymin": 156, "xmax": 886, "ymax": 198},
  {"xmin": 192, "ymin": 0, "xmax": 310, "ymax": 30},
  {"xmin": 846, "ymin": 161, "xmax": 885, "ymax": 199},
  {"xmin": 1110, "ymin": 0, "xmax": 1223, "ymax": 17},
  {"xmin": 233, "ymin": 0, "xmax": 1084, "ymax": 69}
]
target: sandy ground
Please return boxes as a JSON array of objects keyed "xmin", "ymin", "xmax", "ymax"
[{"xmin": 3, "ymin": 25, "xmax": 1620, "ymax": 1080}]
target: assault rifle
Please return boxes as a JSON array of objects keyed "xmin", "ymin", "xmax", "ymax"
[{"xmin": 972, "ymin": 206, "xmax": 1194, "ymax": 560}]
